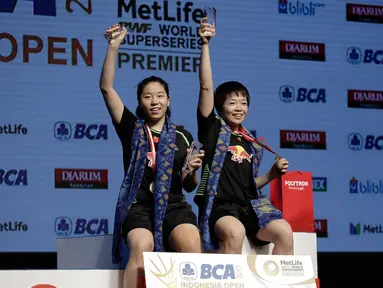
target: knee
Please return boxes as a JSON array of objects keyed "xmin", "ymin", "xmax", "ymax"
[
  {"xmin": 218, "ymin": 225, "xmax": 246, "ymax": 249},
  {"xmin": 273, "ymin": 222, "xmax": 294, "ymax": 249},
  {"xmin": 171, "ymin": 225, "xmax": 201, "ymax": 253},
  {"xmin": 129, "ymin": 239, "xmax": 154, "ymax": 267},
  {"xmin": 183, "ymin": 232, "xmax": 201, "ymax": 252},
  {"xmin": 176, "ymin": 235, "xmax": 201, "ymax": 253}
]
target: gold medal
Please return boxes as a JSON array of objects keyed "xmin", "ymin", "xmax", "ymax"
[{"xmin": 149, "ymin": 182, "xmax": 154, "ymax": 193}]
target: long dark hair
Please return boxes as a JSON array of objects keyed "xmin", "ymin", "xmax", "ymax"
[{"xmin": 135, "ymin": 76, "xmax": 171, "ymax": 119}]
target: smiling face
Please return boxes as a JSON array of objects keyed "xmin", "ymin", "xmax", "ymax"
[
  {"xmin": 221, "ymin": 92, "xmax": 249, "ymax": 128},
  {"xmin": 139, "ymin": 81, "xmax": 170, "ymax": 121}
]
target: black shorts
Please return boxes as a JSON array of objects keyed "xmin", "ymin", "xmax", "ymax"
[
  {"xmin": 122, "ymin": 201, "xmax": 198, "ymax": 250},
  {"xmin": 209, "ymin": 198, "xmax": 270, "ymax": 247}
]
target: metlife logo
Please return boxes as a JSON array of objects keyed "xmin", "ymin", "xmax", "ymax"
[
  {"xmin": 350, "ymin": 223, "xmax": 383, "ymax": 235},
  {"xmin": 349, "ymin": 177, "xmax": 383, "ymax": 195},
  {"xmin": 0, "ymin": 124, "xmax": 27, "ymax": 135},
  {"xmin": 278, "ymin": 0, "xmax": 325, "ymax": 16},
  {"xmin": 0, "ymin": 221, "xmax": 28, "ymax": 232}
]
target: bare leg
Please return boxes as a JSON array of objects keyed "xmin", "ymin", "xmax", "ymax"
[
  {"xmin": 256, "ymin": 219, "xmax": 294, "ymax": 255},
  {"xmin": 169, "ymin": 223, "xmax": 202, "ymax": 253},
  {"xmin": 214, "ymin": 216, "xmax": 246, "ymax": 254},
  {"xmin": 124, "ymin": 228, "xmax": 154, "ymax": 288}
]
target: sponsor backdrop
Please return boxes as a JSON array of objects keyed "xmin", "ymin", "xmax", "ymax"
[{"xmin": 0, "ymin": 0, "xmax": 382, "ymax": 254}]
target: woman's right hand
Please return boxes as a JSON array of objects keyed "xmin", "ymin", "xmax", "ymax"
[
  {"xmin": 104, "ymin": 24, "xmax": 128, "ymax": 49},
  {"xmin": 199, "ymin": 17, "xmax": 215, "ymax": 45}
]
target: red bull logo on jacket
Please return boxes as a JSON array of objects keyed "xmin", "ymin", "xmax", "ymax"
[{"xmin": 227, "ymin": 146, "xmax": 252, "ymax": 163}]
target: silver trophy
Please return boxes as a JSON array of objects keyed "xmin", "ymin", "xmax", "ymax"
[
  {"xmin": 104, "ymin": 24, "xmax": 124, "ymax": 41},
  {"xmin": 204, "ymin": 6, "xmax": 216, "ymax": 29},
  {"xmin": 182, "ymin": 141, "xmax": 203, "ymax": 175}
]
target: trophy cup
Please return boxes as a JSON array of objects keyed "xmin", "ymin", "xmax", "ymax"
[
  {"xmin": 104, "ymin": 24, "xmax": 124, "ymax": 41},
  {"xmin": 204, "ymin": 6, "xmax": 216, "ymax": 34},
  {"xmin": 182, "ymin": 141, "xmax": 203, "ymax": 175}
]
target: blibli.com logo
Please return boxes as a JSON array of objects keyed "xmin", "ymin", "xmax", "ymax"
[
  {"xmin": 347, "ymin": 47, "xmax": 383, "ymax": 65},
  {"xmin": 54, "ymin": 121, "xmax": 108, "ymax": 141},
  {"xmin": 278, "ymin": 0, "xmax": 325, "ymax": 16},
  {"xmin": 350, "ymin": 177, "xmax": 383, "ymax": 195},
  {"xmin": 348, "ymin": 133, "xmax": 383, "ymax": 151},
  {"xmin": 280, "ymin": 85, "xmax": 326, "ymax": 103}
]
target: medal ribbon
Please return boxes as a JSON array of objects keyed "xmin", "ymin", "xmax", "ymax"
[
  {"xmin": 237, "ymin": 127, "xmax": 279, "ymax": 156},
  {"xmin": 145, "ymin": 125, "xmax": 156, "ymax": 172}
]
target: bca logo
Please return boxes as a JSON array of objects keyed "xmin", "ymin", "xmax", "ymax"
[
  {"xmin": 349, "ymin": 133, "xmax": 383, "ymax": 151},
  {"xmin": 55, "ymin": 217, "xmax": 108, "ymax": 237},
  {"xmin": 0, "ymin": 169, "xmax": 27, "ymax": 186},
  {"xmin": 200, "ymin": 264, "xmax": 236, "ymax": 280},
  {"xmin": 348, "ymin": 133, "xmax": 363, "ymax": 150},
  {"xmin": 347, "ymin": 47, "xmax": 383, "ymax": 65},
  {"xmin": 279, "ymin": 85, "xmax": 326, "ymax": 103},
  {"xmin": 347, "ymin": 47, "xmax": 362, "ymax": 64},
  {"xmin": 54, "ymin": 121, "xmax": 107, "ymax": 141},
  {"xmin": 180, "ymin": 262, "xmax": 197, "ymax": 281}
]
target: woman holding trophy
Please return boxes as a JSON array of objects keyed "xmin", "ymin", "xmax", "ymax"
[
  {"xmin": 100, "ymin": 24, "xmax": 204, "ymax": 288},
  {"xmin": 195, "ymin": 13, "xmax": 294, "ymax": 256}
]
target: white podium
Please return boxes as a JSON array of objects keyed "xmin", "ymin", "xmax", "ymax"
[
  {"xmin": 0, "ymin": 252, "xmax": 318, "ymax": 288},
  {"xmin": 0, "ymin": 233, "xmax": 319, "ymax": 288},
  {"xmin": 242, "ymin": 233, "xmax": 318, "ymax": 278},
  {"xmin": 56, "ymin": 232, "xmax": 318, "ymax": 278}
]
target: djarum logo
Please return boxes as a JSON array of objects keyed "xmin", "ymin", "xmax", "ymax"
[
  {"xmin": 348, "ymin": 89, "xmax": 383, "ymax": 110},
  {"xmin": 346, "ymin": 3, "xmax": 383, "ymax": 24},
  {"xmin": 314, "ymin": 219, "xmax": 328, "ymax": 238}
]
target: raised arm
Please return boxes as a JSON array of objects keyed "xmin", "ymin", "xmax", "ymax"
[
  {"xmin": 99, "ymin": 24, "xmax": 127, "ymax": 124},
  {"xmin": 198, "ymin": 18, "xmax": 216, "ymax": 117}
]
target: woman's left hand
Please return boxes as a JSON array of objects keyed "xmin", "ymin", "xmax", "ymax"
[
  {"xmin": 186, "ymin": 150, "xmax": 205, "ymax": 173},
  {"xmin": 275, "ymin": 156, "xmax": 289, "ymax": 174}
]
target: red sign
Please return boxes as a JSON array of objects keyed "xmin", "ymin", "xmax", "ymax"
[{"xmin": 279, "ymin": 40, "xmax": 325, "ymax": 62}]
